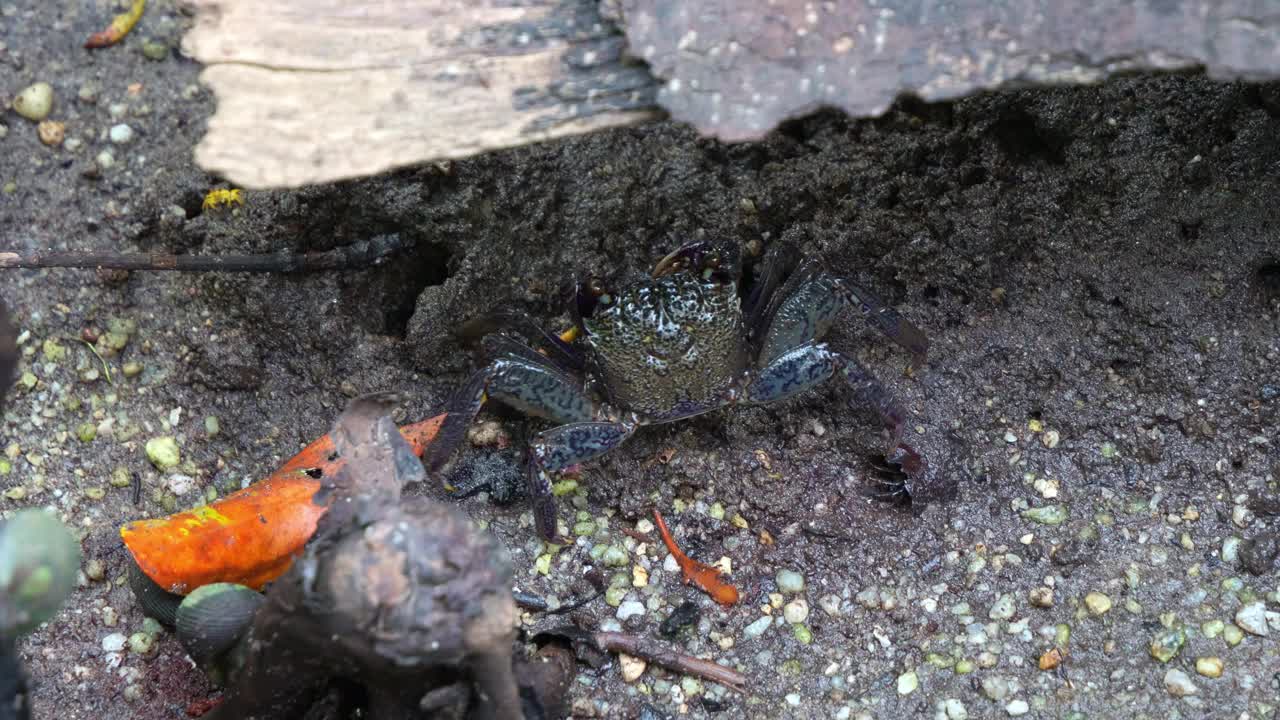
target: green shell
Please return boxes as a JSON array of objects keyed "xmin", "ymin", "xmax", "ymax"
[
  {"xmin": 175, "ymin": 582, "xmax": 263, "ymax": 668},
  {"xmin": 0, "ymin": 509, "xmax": 80, "ymax": 637},
  {"xmin": 126, "ymin": 559, "xmax": 182, "ymax": 629}
]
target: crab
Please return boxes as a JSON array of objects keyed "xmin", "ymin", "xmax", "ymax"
[{"xmin": 424, "ymin": 241, "xmax": 931, "ymax": 542}]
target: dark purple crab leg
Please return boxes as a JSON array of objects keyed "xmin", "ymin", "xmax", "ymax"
[
  {"xmin": 745, "ymin": 342, "xmax": 908, "ymax": 451},
  {"xmin": 528, "ymin": 419, "xmax": 637, "ymax": 541},
  {"xmin": 834, "ymin": 279, "xmax": 930, "ymax": 364}
]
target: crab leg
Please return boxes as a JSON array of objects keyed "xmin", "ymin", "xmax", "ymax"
[
  {"xmin": 424, "ymin": 352, "xmax": 594, "ymax": 481},
  {"xmin": 528, "ymin": 419, "xmax": 637, "ymax": 541},
  {"xmin": 834, "ymin": 279, "xmax": 930, "ymax": 364},
  {"xmin": 745, "ymin": 342, "xmax": 908, "ymax": 450}
]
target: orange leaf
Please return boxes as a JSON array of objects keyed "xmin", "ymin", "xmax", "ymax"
[{"xmin": 121, "ymin": 414, "xmax": 445, "ymax": 594}]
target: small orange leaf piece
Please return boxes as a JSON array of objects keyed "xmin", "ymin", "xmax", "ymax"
[
  {"xmin": 653, "ymin": 508, "xmax": 739, "ymax": 606},
  {"xmin": 121, "ymin": 413, "xmax": 445, "ymax": 594}
]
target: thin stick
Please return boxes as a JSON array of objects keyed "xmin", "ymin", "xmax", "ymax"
[
  {"xmin": 593, "ymin": 631, "xmax": 746, "ymax": 691},
  {"xmin": 0, "ymin": 234, "xmax": 409, "ymax": 273}
]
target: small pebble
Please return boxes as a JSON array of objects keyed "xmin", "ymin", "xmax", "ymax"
[
  {"xmin": 743, "ymin": 616, "xmax": 772, "ymax": 639},
  {"xmin": 896, "ymin": 671, "xmax": 918, "ymax": 695},
  {"xmin": 783, "ymin": 598, "xmax": 809, "ymax": 624},
  {"xmin": 1021, "ymin": 505, "xmax": 1066, "ymax": 525},
  {"xmin": 616, "ymin": 600, "xmax": 645, "ymax": 622},
  {"xmin": 988, "ymin": 594, "xmax": 1016, "ymax": 620},
  {"xmin": 818, "ymin": 594, "xmax": 842, "ymax": 616},
  {"xmin": 14, "ymin": 82, "xmax": 53, "ymax": 121},
  {"xmin": 101, "ymin": 606, "xmax": 118, "ymax": 627},
  {"xmin": 1221, "ymin": 537, "xmax": 1241, "ymax": 565},
  {"xmin": 109, "ymin": 124, "xmax": 134, "ymax": 145},
  {"xmin": 1234, "ymin": 601, "xmax": 1268, "ymax": 636},
  {"xmin": 1150, "ymin": 627, "xmax": 1185, "ymax": 662},
  {"xmin": 1163, "ymin": 668, "xmax": 1197, "ymax": 697},
  {"xmin": 1084, "ymin": 592, "xmax": 1112, "ymax": 616},
  {"xmin": 1028, "ymin": 587, "xmax": 1054, "ymax": 608},
  {"xmin": 1195, "ymin": 657, "xmax": 1223, "ymax": 678},
  {"xmin": 775, "ymin": 569, "xmax": 805, "ymax": 594},
  {"xmin": 981, "ymin": 677, "xmax": 1010, "ymax": 701},
  {"xmin": 1223, "ymin": 623, "xmax": 1245, "ymax": 646},
  {"xmin": 101, "ymin": 633, "xmax": 127, "ymax": 652},
  {"xmin": 128, "ymin": 632, "xmax": 154, "ymax": 656},
  {"xmin": 84, "ymin": 558, "xmax": 105, "ymax": 581},
  {"xmin": 1005, "ymin": 699, "xmax": 1029, "ymax": 716},
  {"xmin": 943, "ymin": 699, "xmax": 968, "ymax": 720},
  {"xmin": 618, "ymin": 653, "xmax": 646, "ymax": 682},
  {"xmin": 37, "ymin": 120, "xmax": 65, "ymax": 146},
  {"xmin": 145, "ymin": 437, "xmax": 180, "ymax": 469},
  {"xmin": 141, "ymin": 40, "xmax": 168, "ymax": 61},
  {"xmin": 95, "ymin": 149, "xmax": 115, "ymax": 169}
]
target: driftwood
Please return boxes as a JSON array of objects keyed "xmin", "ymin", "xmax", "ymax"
[
  {"xmin": 182, "ymin": 0, "xmax": 659, "ymax": 189},
  {"xmin": 183, "ymin": 0, "xmax": 1280, "ymax": 190}
]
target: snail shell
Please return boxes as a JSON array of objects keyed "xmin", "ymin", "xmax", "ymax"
[
  {"xmin": 126, "ymin": 559, "xmax": 182, "ymax": 628},
  {"xmin": 0, "ymin": 509, "xmax": 80, "ymax": 637},
  {"xmin": 175, "ymin": 582, "xmax": 263, "ymax": 668}
]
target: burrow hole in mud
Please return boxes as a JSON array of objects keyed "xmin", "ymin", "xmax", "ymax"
[
  {"xmin": 991, "ymin": 108, "xmax": 1068, "ymax": 165},
  {"xmin": 1254, "ymin": 260, "xmax": 1280, "ymax": 306},
  {"xmin": 346, "ymin": 241, "xmax": 453, "ymax": 338}
]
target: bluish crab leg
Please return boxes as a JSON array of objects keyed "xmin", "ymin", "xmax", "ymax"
[
  {"xmin": 745, "ymin": 342, "xmax": 908, "ymax": 450},
  {"xmin": 528, "ymin": 419, "xmax": 637, "ymax": 542},
  {"xmin": 423, "ymin": 348, "xmax": 594, "ymax": 481},
  {"xmin": 834, "ymin": 279, "xmax": 930, "ymax": 364}
]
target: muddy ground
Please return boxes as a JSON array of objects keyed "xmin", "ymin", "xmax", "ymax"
[{"xmin": 2, "ymin": 2, "xmax": 1279, "ymax": 719}]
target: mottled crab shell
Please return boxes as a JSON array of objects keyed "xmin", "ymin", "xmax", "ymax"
[
  {"xmin": 175, "ymin": 582, "xmax": 264, "ymax": 669},
  {"xmin": 0, "ymin": 509, "xmax": 80, "ymax": 637}
]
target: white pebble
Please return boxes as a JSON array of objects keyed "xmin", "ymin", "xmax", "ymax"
[
  {"xmin": 818, "ymin": 593, "xmax": 842, "ymax": 616},
  {"xmin": 1005, "ymin": 699, "xmax": 1029, "ymax": 716},
  {"xmin": 167, "ymin": 474, "xmax": 196, "ymax": 496},
  {"xmin": 896, "ymin": 671, "xmax": 918, "ymax": 695},
  {"xmin": 776, "ymin": 569, "xmax": 805, "ymax": 594},
  {"xmin": 783, "ymin": 598, "xmax": 810, "ymax": 624},
  {"xmin": 95, "ymin": 149, "xmax": 115, "ymax": 169},
  {"xmin": 1164, "ymin": 668, "xmax": 1198, "ymax": 697},
  {"xmin": 1221, "ymin": 537, "xmax": 1241, "ymax": 565},
  {"xmin": 1235, "ymin": 601, "xmax": 1269, "ymax": 636},
  {"xmin": 743, "ymin": 615, "xmax": 772, "ymax": 639},
  {"xmin": 101, "ymin": 632, "xmax": 127, "ymax": 652},
  {"xmin": 616, "ymin": 600, "xmax": 645, "ymax": 622},
  {"xmin": 988, "ymin": 593, "xmax": 1016, "ymax": 620},
  {"xmin": 109, "ymin": 124, "xmax": 134, "ymax": 144},
  {"xmin": 944, "ymin": 699, "xmax": 968, "ymax": 720}
]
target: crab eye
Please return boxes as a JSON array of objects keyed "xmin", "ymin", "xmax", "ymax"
[
  {"xmin": 588, "ymin": 277, "xmax": 608, "ymax": 296},
  {"xmin": 705, "ymin": 252, "xmax": 722, "ymax": 269}
]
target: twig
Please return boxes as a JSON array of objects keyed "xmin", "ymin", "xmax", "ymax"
[
  {"xmin": 593, "ymin": 631, "xmax": 746, "ymax": 691},
  {"xmin": 0, "ymin": 234, "xmax": 409, "ymax": 273}
]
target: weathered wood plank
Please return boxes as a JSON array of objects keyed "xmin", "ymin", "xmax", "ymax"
[{"xmin": 183, "ymin": 0, "xmax": 659, "ymax": 188}]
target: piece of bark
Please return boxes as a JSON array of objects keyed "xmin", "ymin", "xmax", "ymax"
[
  {"xmin": 182, "ymin": 0, "xmax": 659, "ymax": 189},
  {"xmin": 616, "ymin": 0, "xmax": 1280, "ymax": 142}
]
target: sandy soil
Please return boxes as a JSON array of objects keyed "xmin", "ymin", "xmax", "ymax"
[{"xmin": 2, "ymin": 2, "xmax": 1278, "ymax": 719}]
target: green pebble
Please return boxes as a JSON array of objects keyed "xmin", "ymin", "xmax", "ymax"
[
  {"xmin": 110, "ymin": 466, "xmax": 131, "ymax": 488},
  {"xmin": 926, "ymin": 653, "xmax": 954, "ymax": 669},
  {"xmin": 954, "ymin": 659, "xmax": 975, "ymax": 674},
  {"xmin": 41, "ymin": 339, "xmax": 66, "ymax": 362},
  {"xmin": 602, "ymin": 545, "xmax": 629, "ymax": 567},
  {"xmin": 1055, "ymin": 623, "xmax": 1071, "ymax": 648},
  {"xmin": 588, "ymin": 544, "xmax": 607, "ymax": 561},
  {"xmin": 1149, "ymin": 627, "xmax": 1185, "ymax": 662},
  {"xmin": 3, "ymin": 486, "xmax": 27, "ymax": 500},
  {"xmin": 76, "ymin": 423, "xmax": 97, "ymax": 443},
  {"xmin": 0, "ymin": 460, "xmax": 10, "ymax": 475},
  {"xmin": 102, "ymin": 332, "xmax": 129, "ymax": 352},
  {"xmin": 19, "ymin": 372, "xmax": 36, "ymax": 390},
  {"xmin": 63, "ymin": 396, "xmax": 81, "ymax": 412},
  {"xmin": 122, "ymin": 361, "xmax": 142, "ymax": 378},
  {"xmin": 161, "ymin": 494, "xmax": 176, "ymax": 512},
  {"xmin": 204, "ymin": 415, "xmax": 220, "ymax": 437},
  {"xmin": 780, "ymin": 659, "xmax": 803, "ymax": 676},
  {"xmin": 792, "ymin": 624, "xmax": 812, "ymax": 644},
  {"xmin": 1022, "ymin": 504, "xmax": 1067, "ymax": 525},
  {"xmin": 83, "ymin": 487, "xmax": 105, "ymax": 500},
  {"xmin": 534, "ymin": 554, "xmax": 552, "ymax": 576},
  {"xmin": 551, "ymin": 478, "xmax": 578, "ymax": 496},
  {"xmin": 144, "ymin": 437, "xmax": 180, "ymax": 470},
  {"xmin": 1202, "ymin": 620, "xmax": 1224, "ymax": 639},
  {"xmin": 1100, "ymin": 442, "xmax": 1117, "ymax": 458},
  {"xmin": 1223, "ymin": 624, "xmax": 1244, "ymax": 646},
  {"xmin": 2, "ymin": 182, "xmax": 15, "ymax": 195},
  {"xmin": 141, "ymin": 40, "xmax": 168, "ymax": 61},
  {"xmin": 128, "ymin": 632, "xmax": 154, "ymax": 655},
  {"xmin": 572, "ymin": 520, "xmax": 596, "ymax": 536},
  {"xmin": 709, "ymin": 502, "xmax": 725, "ymax": 520},
  {"xmin": 1221, "ymin": 577, "xmax": 1244, "ymax": 592},
  {"xmin": 605, "ymin": 585, "xmax": 628, "ymax": 607},
  {"xmin": 141, "ymin": 617, "xmax": 163, "ymax": 636}
]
